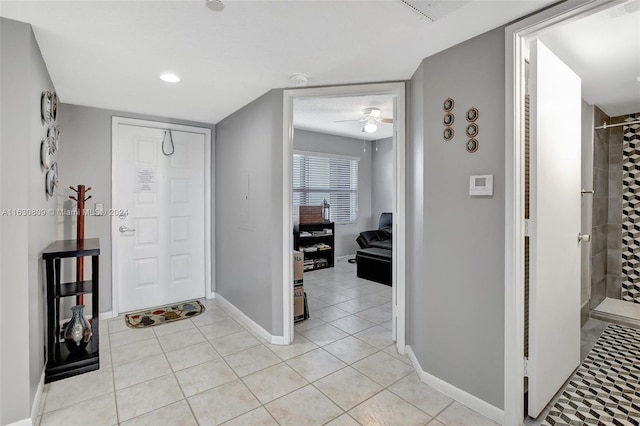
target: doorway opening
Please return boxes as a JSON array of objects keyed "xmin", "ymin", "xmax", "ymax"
[
  {"xmin": 506, "ymin": 0, "xmax": 640, "ymax": 423},
  {"xmin": 282, "ymin": 83, "xmax": 406, "ymax": 353}
]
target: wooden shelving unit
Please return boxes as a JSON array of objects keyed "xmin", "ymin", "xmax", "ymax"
[
  {"xmin": 42, "ymin": 238, "xmax": 100, "ymax": 383},
  {"xmin": 294, "ymin": 221, "xmax": 334, "ymax": 271}
]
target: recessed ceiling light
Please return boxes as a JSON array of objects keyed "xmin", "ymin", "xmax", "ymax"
[{"xmin": 160, "ymin": 73, "xmax": 180, "ymax": 83}]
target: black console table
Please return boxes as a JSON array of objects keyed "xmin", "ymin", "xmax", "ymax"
[{"xmin": 43, "ymin": 238, "xmax": 100, "ymax": 383}]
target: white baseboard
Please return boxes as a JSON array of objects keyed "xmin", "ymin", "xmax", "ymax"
[
  {"xmin": 336, "ymin": 254, "xmax": 356, "ymax": 261},
  {"xmin": 7, "ymin": 418, "xmax": 32, "ymax": 426},
  {"xmin": 405, "ymin": 345, "xmax": 505, "ymax": 425},
  {"xmin": 213, "ymin": 293, "xmax": 286, "ymax": 345},
  {"xmin": 207, "ymin": 292, "xmax": 215, "ymax": 300},
  {"xmin": 28, "ymin": 370, "xmax": 45, "ymax": 423},
  {"xmin": 99, "ymin": 311, "xmax": 114, "ymax": 321}
]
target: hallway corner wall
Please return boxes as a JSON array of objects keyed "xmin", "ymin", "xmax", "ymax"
[
  {"xmin": 406, "ymin": 27, "xmax": 506, "ymax": 411},
  {"xmin": 215, "ymin": 89, "xmax": 285, "ymax": 336}
]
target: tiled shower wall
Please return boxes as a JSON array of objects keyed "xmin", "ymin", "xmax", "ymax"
[
  {"xmin": 592, "ymin": 109, "xmax": 640, "ymax": 307},
  {"xmin": 621, "ymin": 113, "xmax": 640, "ymax": 302}
]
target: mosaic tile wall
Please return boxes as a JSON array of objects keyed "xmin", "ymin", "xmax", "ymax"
[{"xmin": 621, "ymin": 114, "xmax": 640, "ymax": 303}]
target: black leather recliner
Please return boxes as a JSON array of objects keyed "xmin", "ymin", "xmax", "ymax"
[{"xmin": 356, "ymin": 213, "xmax": 392, "ymax": 251}]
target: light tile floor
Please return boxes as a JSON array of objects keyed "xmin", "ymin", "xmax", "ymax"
[{"xmin": 36, "ymin": 258, "xmax": 498, "ymax": 425}]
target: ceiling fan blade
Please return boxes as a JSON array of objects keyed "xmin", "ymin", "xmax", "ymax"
[
  {"xmin": 335, "ymin": 119, "xmax": 364, "ymax": 123},
  {"xmin": 379, "ymin": 118, "xmax": 394, "ymax": 123}
]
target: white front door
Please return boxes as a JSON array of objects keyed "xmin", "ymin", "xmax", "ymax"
[
  {"xmin": 527, "ymin": 39, "xmax": 582, "ymax": 418},
  {"xmin": 114, "ymin": 123, "xmax": 206, "ymax": 313}
]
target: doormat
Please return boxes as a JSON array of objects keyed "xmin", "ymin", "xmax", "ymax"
[
  {"xmin": 125, "ymin": 300, "xmax": 205, "ymax": 328},
  {"xmin": 541, "ymin": 323, "xmax": 640, "ymax": 425}
]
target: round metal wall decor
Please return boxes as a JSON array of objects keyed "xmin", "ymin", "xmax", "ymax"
[
  {"xmin": 51, "ymin": 92, "xmax": 59, "ymax": 121},
  {"xmin": 443, "ymin": 97, "xmax": 455, "ymax": 112},
  {"xmin": 40, "ymin": 89, "xmax": 60, "ymax": 196},
  {"xmin": 466, "ymin": 123, "xmax": 479, "ymax": 138},
  {"xmin": 40, "ymin": 137, "xmax": 52, "ymax": 170},
  {"xmin": 443, "ymin": 113, "xmax": 454, "ymax": 126},
  {"xmin": 466, "ymin": 138, "xmax": 479, "ymax": 153},
  {"xmin": 41, "ymin": 91, "xmax": 52, "ymax": 125},
  {"xmin": 443, "ymin": 127, "xmax": 454, "ymax": 141},
  {"xmin": 45, "ymin": 162, "xmax": 58, "ymax": 197},
  {"xmin": 466, "ymin": 107, "xmax": 478, "ymax": 122}
]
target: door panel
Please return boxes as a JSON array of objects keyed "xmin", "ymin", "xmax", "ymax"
[
  {"xmin": 115, "ymin": 124, "xmax": 206, "ymax": 313},
  {"xmin": 528, "ymin": 40, "xmax": 582, "ymax": 418}
]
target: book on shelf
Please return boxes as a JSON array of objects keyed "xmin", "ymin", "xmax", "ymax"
[{"xmin": 299, "ymin": 232, "xmax": 312, "ymax": 237}]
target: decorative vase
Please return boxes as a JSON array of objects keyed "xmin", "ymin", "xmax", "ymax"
[{"xmin": 64, "ymin": 305, "xmax": 92, "ymax": 352}]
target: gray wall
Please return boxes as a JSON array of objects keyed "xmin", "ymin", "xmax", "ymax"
[
  {"xmin": 293, "ymin": 129, "xmax": 373, "ymax": 257},
  {"xmin": 371, "ymin": 137, "xmax": 393, "ymax": 223},
  {"xmin": 581, "ymin": 100, "xmax": 594, "ymax": 324},
  {"xmin": 406, "ymin": 28, "xmax": 505, "ymax": 409},
  {"xmin": 0, "ymin": 18, "xmax": 57, "ymax": 424},
  {"xmin": 215, "ymin": 89, "xmax": 285, "ymax": 335},
  {"xmin": 57, "ymin": 104, "xmax": 215, "ymax": 314}
]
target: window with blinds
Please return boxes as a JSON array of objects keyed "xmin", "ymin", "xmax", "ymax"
[{"xmin": 293, "ymin": 152, "xmax": 359, "ymax": 224}]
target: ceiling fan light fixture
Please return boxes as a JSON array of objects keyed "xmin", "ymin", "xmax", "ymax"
[
  {"xmin": 364, "ymin": 118, "xmax": 377, "ymax": 133},
  {"xmin": 206, "ymin": 0, "xmax": 225, "ymax": 12},
  {"xmin": 362, "ymin": 107, "xmax": 382, "ymax": 118}
]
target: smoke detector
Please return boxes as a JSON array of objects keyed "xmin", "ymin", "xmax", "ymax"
[
  {"xmin": 206, "ymin": 0, "xmax": 225, "ymax": 12},
  {"xmin": 290, "ymin": 73, "xmax": 309, "ymax": 87}
]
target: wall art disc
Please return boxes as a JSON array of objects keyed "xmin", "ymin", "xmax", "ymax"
[
  {"xmin": 46, "ymin": 162, "xmax": 58, "ymax": 197},
  {"xmin": 443, "ymin": 97, "xmax": 455, "ymax": 112},
  {"xmin": 41, "ymin": 91, "xmax": 52, "ymax": 125},
  {"xmin": 443, "ymin": 113, "xmax": 454, "ymax": 126},
  {"xmin": 51, "ymin": 92, "xmax": 58, "ymax": 121},
  {"xmin": 466, "ymin": 123, "xmax": 479, "ymax": 138},
  {"xmin": 40, "ymin": 137, "xmax": 52, "ymax": 170},
  {"xmin": 466, "ymin": 107, "xmax": 479, "ymax": 122},
  {"xmin": 443, "ymin": 127, "xmax": 454, "ymax": 141},
  {"xmin": 466, "ymin": 138, "xmax": 479, "ymax": 153}
]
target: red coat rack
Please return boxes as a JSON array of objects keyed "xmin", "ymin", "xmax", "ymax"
[{"xmin": 69, "ymin": 185, "xmax": 91, "ymax": 304}]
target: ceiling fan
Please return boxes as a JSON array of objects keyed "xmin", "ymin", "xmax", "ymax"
[{"xmin": 335, "ymin": 107, "xmax": 394, "ymax": 133}]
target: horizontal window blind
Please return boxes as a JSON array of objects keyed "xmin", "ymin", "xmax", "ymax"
[{"xmin": 293, "ymin": 152, "xmax": 358, "ymax": 223}]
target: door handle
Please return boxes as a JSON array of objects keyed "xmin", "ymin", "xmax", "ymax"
[
  {"xmin": 577, "ymin": 233, "xmax": 590, "ymax": 243},
  {"xmin": 119, "ymin": 225, "xmax": 136, "ymax": 233}
]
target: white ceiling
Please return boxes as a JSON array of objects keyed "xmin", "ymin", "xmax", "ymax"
[
  {"xmin": 538, "ymin": 3, "xmax": 640, "ymax": 117},
  {"xmin": 294, "ymin": 95, "xmax": 394, "ymax": 141},
  {"xmin": 0, "ymin": 0, "xmax": 556, "ymax": 126}
]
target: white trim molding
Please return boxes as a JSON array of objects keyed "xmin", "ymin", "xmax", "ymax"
[
  {"xmin": 406, "ymin": 345, "xmax": 504, "ymax": 425},
  {"xmin": 7, "ymin": 418, "xmax": 33, "ymax": 426},
  {"xmin": 110, "ymin": 117, "xmax": 213, "ymax": 317},
  {"xmin": 214, "ymin": 293, "xmax": 286, "ymax": 345},
  {"xmin": 98, "ymin": 311, "xmax": 114, "ymax": 321},
  {"xmin": 282, "ymin": 82, "xmax": 406, "ymax": 353},
  {"xmin": 27, "ymin": 371, "xmax": 45, "ymax": 426}
]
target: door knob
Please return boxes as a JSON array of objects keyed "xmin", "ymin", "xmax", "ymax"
[
  {"xmin": 119, "ymin": 225, "xmax": 136, "ymax": 233},
  {"xmin": 577, "ymin": 233, "xmax": 590, "ymax": 243}
]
